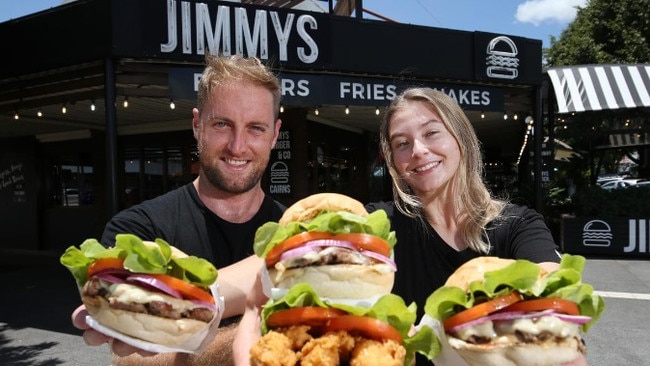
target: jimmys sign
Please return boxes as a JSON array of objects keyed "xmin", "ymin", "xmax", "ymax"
[{"xmin": 562, "ymin": 217, "xmax": 650, "ymax": 257}]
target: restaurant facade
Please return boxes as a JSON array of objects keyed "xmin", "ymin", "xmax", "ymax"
[{"xmin": 0, "ymin": 0, "xmax": 545, "ymax": 254}]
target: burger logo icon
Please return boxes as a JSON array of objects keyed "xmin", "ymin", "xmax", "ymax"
[
  {"xmin": 582, "ymin": 220, "xmax": 613, "ymax": 247},
  {"xmin": 485, "ymin": 36, "xmax": 519, "ymax": 80},
  {"xmin": 270, "ymin": 161, "xmax": 289, "ymax": 184}
]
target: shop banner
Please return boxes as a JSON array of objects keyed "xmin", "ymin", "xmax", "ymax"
[{"xmin": 562, "ymin": 217, "xmax": 650, "ymax": 258}]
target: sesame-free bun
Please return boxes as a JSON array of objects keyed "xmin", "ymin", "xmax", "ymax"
[
  {"xmin": 448, "ymin": 334, "xmax": 583, "ymax": 366},
  {"xmin": 278, "ymin": 193, "xmax": 368, "ymax": 225},
  {"xmin": 268, "ymin": 263, "xmax": 395, "ymax": 299},
  {"xmin": 82, "ymin": 294, "xmax": 208, "ymax": 347}
]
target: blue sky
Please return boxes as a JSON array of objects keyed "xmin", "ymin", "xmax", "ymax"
[{"xmin": 0, "ymin": 0, "xmax": 585, "ymax": 47}]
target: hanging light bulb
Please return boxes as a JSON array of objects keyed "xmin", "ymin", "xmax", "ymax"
[
  {"xmin": 123, "ymin": 96, "xmax": 129, "ymax": 108},
  {"xmin": 375, "ymin": 107, "xmax": 380, "ymax": 115},
  {"xmin": 513, "ymin": 114, "xmax": 518, "ymax": 120},
  {"xmin": 314, "ymin": 108, "xmax": 319, "ymax": 116},
  {"xmin": 503, "ymin": 113, "xmax": 508, "ymax": 120},
  {"xmin": 14, "ymin": 112, "xmax": 19, "ymax": 120},
  {"xmin": 345, "ymin": 105, "xmax": 350, "ymax": 115},
  {"xmin": 90, "ymin": 100, "xmax": 96, "ymax": 111},
  {"xmin": 481, "ymin": 111, "xmax": 485, "ymax": 119},
  {"xmin": 279, "ymin": 104, "xmax": 284, "ymax": 113},
  {"xmin": 169, "ymin": 99, "xmax": 176, "ymax": 110},
  {"xmin": 62, "ymin": 103, "xmax": 67, "ymax": 114},
  {"xmin": 37, "ymin": 109, "xmax": 43, "ymax": 117}
]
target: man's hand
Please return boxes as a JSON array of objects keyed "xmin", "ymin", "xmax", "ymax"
[{"xmin": 71, "ymin": 305, "xmax": 155, "ymax": 357}]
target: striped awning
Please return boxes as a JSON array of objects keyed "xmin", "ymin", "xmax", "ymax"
[{"xmin": 546, "ymin": 64, "xmax": 650, "ymax": 113}]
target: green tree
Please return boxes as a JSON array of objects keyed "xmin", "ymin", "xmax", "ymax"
[{"xmin": 544, "ymin": 0, "xmax": 650, "ymax": 184}]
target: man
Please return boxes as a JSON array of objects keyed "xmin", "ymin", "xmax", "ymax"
[{"xmin": 72, "ymin": 54, "xmax": 283, "ymax": 366}]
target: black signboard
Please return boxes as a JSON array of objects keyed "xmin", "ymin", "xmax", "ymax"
[{"xmin": 562, "ymin": 217, "xmax": 650, "ymax": 258}]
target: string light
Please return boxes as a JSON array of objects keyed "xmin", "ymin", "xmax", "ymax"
[
  {"xmin": 314, "ymin": 108, "xmax": 319, "ymax": 116},
  {"xmin": 123, "ymin": 96, "xmax": 129, "ymax": 108},
  {"xmin": 62, "ymin": 103, "xmax": 67, "ymax": 114},
  {"xmin": 481, "ymin": 111, "xmax": 485, "ymax": 119},
  {"xmin": 503, "ymin": 113, "xmax": 508, "ymax": 120},
  {"xmin": 37, "ymin": 109, "xmax": 43, "ymax": 117},
  {"xmin": 375, "ymin": 107, "xmax": 380, "ymax": 115},
  {"xmin": 169, "ymin": 99, "xmax": 175, "ymax": 110},
  {"xmin": 279, "ymin": 104, "xmax": 284, "ymax": 113},
  {"xmin": 90, "ymin": 100, "xmax": 96, "ymax": 111},
  {"xmin": 14, "ymin": 112, "xmax": 19, "ymax": 120},
  {"xmin": 345, "ymin": 105, "xmax": 350, "ymax": 115},
  {"xmin": 513, "ymin": 114, "xmax": 518, "ymax": 121}
]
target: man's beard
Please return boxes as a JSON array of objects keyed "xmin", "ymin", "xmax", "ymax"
[{"xmin": 198, "ymin": 150, "xmax": 267, "ymax": 194}]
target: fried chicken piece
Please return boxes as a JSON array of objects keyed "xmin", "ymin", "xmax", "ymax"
[
  {"xmin": 282, "ymin": 325, "xmax": 314, "ymax": 350},
  {"xmin": 250, "ymin": 330, "xmax": 299, "ymax": 366},
  {"xmin": 350, "ymin": 338, "xmax": 405, "ymax": 366},
  {"xmin": 299, "ymin": 331, "xmax": 355, "ymax": 366}
]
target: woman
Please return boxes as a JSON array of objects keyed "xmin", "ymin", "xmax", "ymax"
[{"xmin": 366, "ymin": 87, "xmax": 562, "ymax": 320}]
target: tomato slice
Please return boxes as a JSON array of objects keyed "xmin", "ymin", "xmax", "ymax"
[
  {"xmin": 266, "ymin": 306, "xmax": 347, "ymax": 328},
  {"xmin": 323, "ymin": 315, "xmax": 403, "ymax": 344},
  {"xmin": 333, "ymin": 233, "xmax": 391, "ymax": 258},
  {"xmin": 497, "ymin": 298, "xmax": 580, "ymax": 316},
  {"xmin": 443, "ymin": 291, "xmax": 523, "ymax": 331},
  {"xmin": 87, "ymin": 257, "xmax": 125, "ymax": 277},
  {"xmin": 265, "ymin": 232, "xmax": 334, "ymax": 267},
  {"xmin": 149, "ymin": 273, "xmax": 214, "ymax": 304}
]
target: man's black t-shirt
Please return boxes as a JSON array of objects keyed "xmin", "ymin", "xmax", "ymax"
[
  {"xmin": 366, "ymin": 201, "xmax": 561, "ymax": 319},
  {"xmin": 101, "ymin": 183, "xmax": 285, "ymax": 269}
]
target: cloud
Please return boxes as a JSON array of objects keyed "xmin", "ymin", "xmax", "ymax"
[{"xmin": 515, "ymin": 0, "xmax": 587, "ymax": 26}]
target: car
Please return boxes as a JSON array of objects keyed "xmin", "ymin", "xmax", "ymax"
[{"xmin": 599, "ymin": 178, "xmax": 645, "ymax": 191}]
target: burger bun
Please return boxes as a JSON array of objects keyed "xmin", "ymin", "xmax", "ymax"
[
  {"xmin": 83, "ymin": 295, "xmax": 208, "ymax": 347},
  {"xmin": 448, "ymin": 334, "xmax": 583, "ymax": 366},
  {"xmin": 278, "ymin": 193, "xmax": 368, "ymax": 225},
  {"xmin": 268, "ymin": 263, "xmax": 394, "ymax": 300}
]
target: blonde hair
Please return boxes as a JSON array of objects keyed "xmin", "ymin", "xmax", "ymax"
[
  {"xmin": 379, "ymin": 87, "xmax": 505, "ymax": 253},
  {"xmin": 197, "ymin": 54, "xmax": 281, "ymax": 118}
]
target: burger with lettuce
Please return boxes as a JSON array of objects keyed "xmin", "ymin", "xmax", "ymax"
[
  {"xmin": 253, "ymin": 193, "xmax": 397, "ymax": 300},
  {"xmin": 60, "ymin": 234, "xmax": 220, "ymax": 349},
  {"xmin": 424, "ymin": 254, "xmax": 605, "ymax": 366},
  {"xmin": 250, "ymin": 283, "xmax": 439, "ymax": 366}
]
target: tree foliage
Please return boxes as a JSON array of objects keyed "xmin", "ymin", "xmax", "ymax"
[{"xmin": 545, "ymin": 0, "xmax": 650, "ymax": 66}]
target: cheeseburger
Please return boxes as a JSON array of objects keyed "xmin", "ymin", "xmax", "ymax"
[
  {"xmin": 424, "ymin": 254, "xmax": 605, "ymax": 366},
  {"xmin": 254, "ymin": 193, "xmax": 397, "ymax": 300},
  {"xmin": 60, "ymin": 234, "xmax": 220, "ymax": 350},
  {"xmin": 250, "ymin": 283, "xmax": 439, "ymax": 366}
]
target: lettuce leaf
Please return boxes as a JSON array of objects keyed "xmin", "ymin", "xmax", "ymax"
[
  {"xmin": 253, "ymin": 209, "xmax": 396, "ymax": 258},
  {"xmin": 424, "ymin": 254, "xmax": 605, "ymax": 332},
  {"xmin": 260, "ymin": 284, "xmax": 440, "ymax": 365},
  {"xmin": 59, "ymin": 234, "xmax": 217, "ymax": 288}
]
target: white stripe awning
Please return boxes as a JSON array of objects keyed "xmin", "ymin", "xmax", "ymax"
[{"xmin": 547, "ymin": 64, "xmax": 650, "ymax": 113}]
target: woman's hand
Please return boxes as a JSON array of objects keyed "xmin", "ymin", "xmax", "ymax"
[{"xmin": 232, "ymin": 269, "xmax": 267, "ymax": 366}]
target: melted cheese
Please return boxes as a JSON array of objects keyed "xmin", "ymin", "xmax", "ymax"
[
  {"xmin": 106, "ymin": 282, "xmax": 200, "ymax": 312},
  {"xmin": 455, "ymin": 315, "xmax": 581, "ymax": 342}
]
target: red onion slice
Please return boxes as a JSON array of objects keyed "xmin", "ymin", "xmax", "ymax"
[
  {"xmin": 553, "ymin": 313, "xmax": 592, "ymax": 324},
  {"xmin": 279, "ymin": 245, "xmax": 321, "ymax": 262},
  {"xmin": 359, "ymin": 249, "xmax": 397, "ymax": 271},
  {"xmin": 93, "ymin": 272, "xmax": 127, "ymax": 284},
  {"xmin": 127, "ymin": 274, "xmax": 183, "ymax": 299}
]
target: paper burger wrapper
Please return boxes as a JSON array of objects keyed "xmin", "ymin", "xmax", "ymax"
[
  {"xmin": 417, "ymin": 313, "xmax": 469, "ymax": 366},
  {"xmin": 85, "ymin": 282, "xmax": 225, "ymax": 354}
]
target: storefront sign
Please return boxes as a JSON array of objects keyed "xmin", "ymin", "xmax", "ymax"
[
  {"xmin": 268, "ymin": 130, "xmax": 292, "ymax": 195},
  {"xmin": 160, "ymin": 0, "xmax": 321, "ymax": 64},
  {"xmin": 562, "ymin": 217, "xmax": 650, "ymax": 257},
  {"xmin": 170, "ymin": 68, "xmax": 504, "ymax": 111}
]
